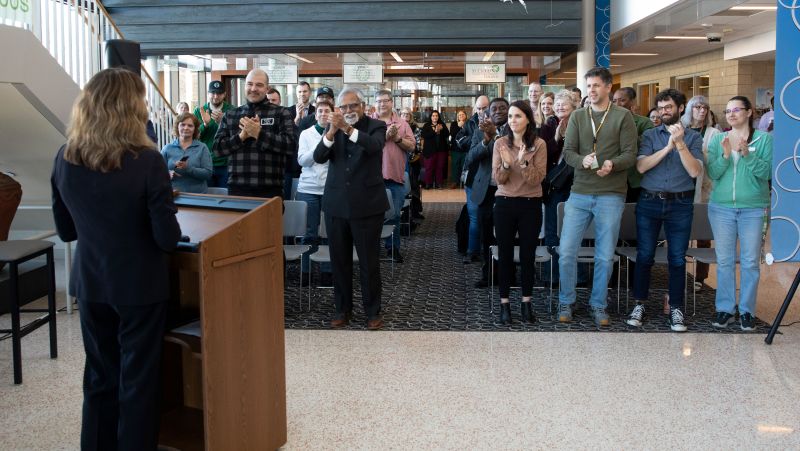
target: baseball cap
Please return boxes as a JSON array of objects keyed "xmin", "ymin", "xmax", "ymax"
[
  {"xmin": 208, "ymin": 80, "xmax": 224, "ymax": 94},
  {"xmin": 316, "ymin": 86, "xmax": 334, "ymax": 99}
]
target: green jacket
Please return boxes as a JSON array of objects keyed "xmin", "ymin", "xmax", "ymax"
[
  {"xmin": 627, "ymin": 113, "xmax": 655, "ymax": 189},
  {"xmin": 194, "ymin": 102, "xmax": 233, "ymax": 167},
  {"xmin": 707, "ymin": 129, "xmax": 772, "ymax": 209},
  {"xmin": 563, "ymin": 104, "xmax": 638, "ymax": 196}
]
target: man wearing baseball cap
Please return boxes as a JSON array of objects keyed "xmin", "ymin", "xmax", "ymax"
[
  {"xmin": 297, "ymin": 86, "xmax": 335, "ymax": 132},
  {"xmin": 194, "ymin": 80, "xmax": 233, "ymax": 188}
]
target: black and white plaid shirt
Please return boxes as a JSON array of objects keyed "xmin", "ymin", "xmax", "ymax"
[{"xmin": 212, "ymin": 100, "xmax": 296, "ymax": 189}]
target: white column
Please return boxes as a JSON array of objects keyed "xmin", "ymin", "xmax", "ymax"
[{"xmin": 576, "ymin": 0, "xmax": 595, "ymax": 92}]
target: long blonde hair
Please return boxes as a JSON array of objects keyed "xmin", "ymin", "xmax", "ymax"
[{"xmin": 64, "ymin": 68, "xmax": 154, "ymax": 172}]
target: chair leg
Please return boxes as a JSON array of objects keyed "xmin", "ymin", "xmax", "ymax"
[
  {"xmin": 692, "ymin": 259, "xmax": 697, "ymax": 316},
  {"xmin": 548, "ymin": 258, "xmax": 553, "ymax": 314},
  {"xmin": 9, "ymin": 262, "xmax": 22, "ymax": 384},
  {"xmin": 616, "ymin": 259, "xmax": 621, "ymax": 313},
  {"xmin": 625, "ymin": 257, "xmax": 630, "ymax": 313},
  {"xmin": 490, "ymin": 254, "xmax": 495, "ymax": 314},
  {"xmin": 47, "ymin": 249, "xmax": 57, "ymax": 359}
]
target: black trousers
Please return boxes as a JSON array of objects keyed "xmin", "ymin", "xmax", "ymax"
[
  {"xmin": 494, "ymin": 196, "xmax": 543, "ymax": 298},
  {"xmin": 326, "ymin": 213, "xmax": 384, "ymax": 318},
  {"xmin": 228, "ymin": 185, "xmax": 283, "ymax": 199},
  {"xmin": 478, "ymin": 185, "xmax": 498, "ymax": 280},
  {"xmin": 78, "ymin": 300, "xmax": 167, "ymax": 451}
]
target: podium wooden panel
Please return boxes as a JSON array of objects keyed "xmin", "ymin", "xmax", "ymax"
[{"xmin": 160, "ymin": 194, "xmax": 286, "ymax": 450}]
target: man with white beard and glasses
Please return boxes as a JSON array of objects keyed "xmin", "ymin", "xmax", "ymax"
[{"xmin": 313, "ymin": 87, "xmax": 388, "ymax": 330}]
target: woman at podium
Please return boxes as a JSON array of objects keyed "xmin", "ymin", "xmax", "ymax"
[{"xmin": 51, "ymin": 67, "xmax": 182, "ymax": 451}]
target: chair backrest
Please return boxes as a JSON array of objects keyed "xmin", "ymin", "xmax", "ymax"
[
  {"xmin": 206, "ymin": 187, "xmax": 228, "ymax": 195},
  {"xmin": 291, "ymin": 178, "xmax": 300, "ymax": 200},
  {"xmin": 384, "ymin": 189, "xmax": 395, "ymax": 220},
  {"xmin": 691, "ymin": 203, "xmax": 714, "ymax": 241},
  {"xmin": 282, "ymin": 200, "xmax": 307, "ymax": 238}
]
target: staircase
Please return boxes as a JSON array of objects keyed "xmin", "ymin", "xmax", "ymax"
[{"xmin": 3, "ymin": 0, "xmax": 175, "ymax": 147}]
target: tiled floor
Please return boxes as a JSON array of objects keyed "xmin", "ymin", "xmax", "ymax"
[{"xmin": 2, "ymin": 190, "xmax": 800, "ymax": 449}]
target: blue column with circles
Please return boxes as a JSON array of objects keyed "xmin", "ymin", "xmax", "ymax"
[
  {"xmin": 772, "ymin": 1, "xmax": 800, "ymax": 262},
  {"xmin": 594, "ymin": 0, "xmax": 610, "ymax": 68}
]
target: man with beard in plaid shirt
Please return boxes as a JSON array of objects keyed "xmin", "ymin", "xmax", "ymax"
[{"xmin": 212, "ymin": 68, "xmax": 296, "ymax": 198}]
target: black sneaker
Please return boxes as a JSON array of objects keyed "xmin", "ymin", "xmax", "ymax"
[
  {"xmin": 669, "ymin": 307, "xmax": 687, "ymax": 332},
  {"xmin": 740, "ymin": 312, "xmax": 755, "ymax": 331},
  {"xmin": 712, "ymin": 312, "xmax": 736, "ymax": 328},
  {"xmin": 626, "ymin": 303, "xmax": 645, "ymax": 327}
]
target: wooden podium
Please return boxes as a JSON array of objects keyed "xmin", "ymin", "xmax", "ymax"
[{"xmin": 159, "ymin": 194, "xmax": 286, "ymax": 450}]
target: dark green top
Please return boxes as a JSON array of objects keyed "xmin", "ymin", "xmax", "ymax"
[
  {"xmin": 194, "ymin": 102, "xmax": 233, "ymax": 167},
  {"xmin": 563, "ymin": 104, "xmax": 638, "ymax": 196},
  {"xmin": 627, "ymin": 113, "xmax": 656, "ymax": 189}
]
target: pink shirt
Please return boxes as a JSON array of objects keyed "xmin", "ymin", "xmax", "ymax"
[{"xmin": 372, "ymin": 111, "xmax": 413, "ymax": 183}]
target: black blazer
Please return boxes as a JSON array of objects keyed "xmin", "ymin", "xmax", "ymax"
[
  {"xmin": 313, "ymin": 115, "xmax": 388, "ymax": 219},
  {"xmin": 286, "ymin": 104, "xmax": 317, "ymax": 177},
  {"xmin": 420, "ymin": 122, "xmax": 450, "ymax": 157},
  {"xmin": 51, "ymin": 146, "xmax": 181, "ymax": 306}
]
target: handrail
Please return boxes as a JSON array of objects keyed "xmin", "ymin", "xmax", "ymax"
[{"xmin": 7, "ymin": 0, "xmax": 175, "ymax": 148}]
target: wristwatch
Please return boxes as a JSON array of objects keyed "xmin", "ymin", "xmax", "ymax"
[{"xmin": 345, "ymin": 126, "xmax": 355, "ymax": 136}]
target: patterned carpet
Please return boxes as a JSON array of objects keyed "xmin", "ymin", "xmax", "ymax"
[{"xmin": 284, "ymin": 202, "xmax": 769, "ymax": 333}]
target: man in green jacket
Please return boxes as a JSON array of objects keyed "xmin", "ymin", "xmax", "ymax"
[
  {"xmin": 613, "ymin": 87, "xmax": 655, "ymax": 202},
  {"xmin": 194, "ymin": 80, "xmax": 233, "ymax": 188},
  {"xmin": 557, "ymin": 67, "xmax": 638, "ymax": 327}
]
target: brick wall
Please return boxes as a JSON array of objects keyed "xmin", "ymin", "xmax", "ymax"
[{"xmin": 618, "ymin": 49, "xmax": 775, "ymax": 128}]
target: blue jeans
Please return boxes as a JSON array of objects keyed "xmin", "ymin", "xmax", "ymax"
[
  {"xmin": 465, "ymin": 186, "xmax": 480, "ymax": 254},
  {"xmin": 708, "ymin": 203, "xmax": 764, "ymax": 315},
  {"xmin": 384, "ymin": 180, "xmax": 404, "ymax": 251},
  {"xmin": 210, "ymin": 165, "xmax": 228, "ymax": 189},
  {"xmin": 632, "ymin": 192, "xmax": 694, "ymax": 308},
  {"xmin": 558, "ymin": 193, "xmax": 625, "ymax": 308},
  {"xmin": 295, "ymin": 192, "xmax": 330, "ymax": 274}
]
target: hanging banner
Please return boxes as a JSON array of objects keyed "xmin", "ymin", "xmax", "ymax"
[
  {"xmin": 465, "ymin": 63, "xmax": 506, "ymax": 84},
  {"xmin": 595, "ymin": 0, "xmax": 610, "ymax": 68},
  {"xmin": 343, "ymin": 64, "xmax": 383, "ymax": 84},
  {"xmin": 772, "ymin": 1, "xmax": 800, "ymax": 262},
  {"xmin": 0, "ymin": 0, "xmax": 33, "ymax": 25},
  {"xmin": 260, "ymin": 64, "xmax": 298, "ymax": 85}
]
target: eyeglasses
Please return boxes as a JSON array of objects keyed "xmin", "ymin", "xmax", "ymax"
[
  {"xmin": 375, "ymin": 99, "xmax": 392, "ymax": 104},
  {"xmin": 693, "ymin": 105, "xmax": 709, "ymax": 111},
  {"xmin": 338, "ymin": 102, "xmax": 362, "ymax": 111},
  {"xmin": 724, "ymin": 107, "xmax": 749, "ymax": 114},
  {"xmin": 656, "ymin": 104, "xmax": 675, "ymax": 112}
]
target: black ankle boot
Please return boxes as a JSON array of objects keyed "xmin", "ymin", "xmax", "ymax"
[
  {"xmin": 521, "ymin": 302, "xmax": 535, "ymax": 323},
  {"xmin": 500, "ymin": 303, "xmax": 512, "ymax": 325}
]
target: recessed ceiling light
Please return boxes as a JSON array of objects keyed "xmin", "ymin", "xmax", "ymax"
[
  {"xmin": 654, "ymin": 36, "xmax": 707, "ymax": 40},
  {"xmin": 286, "ymin": 53, "xmax": 314, "ymax": 64},
  {"xmin": 389, "ymin": 52, "xmax": 403, "ymax": 63},
  {"xmin": 389, "ymin": 65, "xmax": 433, "ymax": 70},
  {"xmin": 730, "ymin": 6, "xmax": 777, "ymax": 11},
  {"xmin": 610, "ymin": 53, "xmax": 659, "ymax": 56}
]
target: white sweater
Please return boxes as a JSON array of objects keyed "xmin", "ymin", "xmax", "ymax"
[{"xmin": 297, "ymin": 125, "xmax": 328, "ymax": 196}]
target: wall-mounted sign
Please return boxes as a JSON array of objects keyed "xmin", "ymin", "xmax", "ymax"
[
  {"xmin": 260, "ymin": 64, "xmax": 298, "ymax": 85},
  {"xmin": 0, "ymin": 0, "xmax": 33, "ymax": 25},
  {"xmin": 343, "ymin": 64, "xmax": 384, "ymax": 84},
  {"xmin": 465, "ymin": 63, "xmax": 506, "ymax": 84}
]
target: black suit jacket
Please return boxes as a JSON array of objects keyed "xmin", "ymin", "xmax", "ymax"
[
  {"xmin": 51, "ymin": 146, "xmax": 182, "ymax": 305},
  {"xmin": 313, "ymin": 116, "xmax": 388, "ymax": 219}
]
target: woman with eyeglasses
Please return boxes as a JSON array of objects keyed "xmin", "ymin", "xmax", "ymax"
[
  {"xmin": 681, "ymin": 96, "xmax": 721, "ymax": 289},
  {"xmin": 648, "ymin": 107, "xmax": 661, "ymax": 127},
  {"xmin": 706, "ymin": 96, "xmax": 773, "ymax": 331}
]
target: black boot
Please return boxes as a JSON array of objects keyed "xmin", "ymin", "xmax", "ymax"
[
  {"xmin": 500, "ymin": 303, "xmax": 512, "ymax": 325},
  {"xmin": 520, "ymin": 301, "xmax": 535, "ymax": 323}
]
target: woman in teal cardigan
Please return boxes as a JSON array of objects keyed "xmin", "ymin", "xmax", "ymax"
[{"xmin": 706, "ymin": 95, "xmax": 772, "ymax": 331}]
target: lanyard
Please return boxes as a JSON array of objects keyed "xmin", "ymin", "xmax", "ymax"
[{"xmin": 588, "ymin": 102, "xmax": 611, "ymax": 154}]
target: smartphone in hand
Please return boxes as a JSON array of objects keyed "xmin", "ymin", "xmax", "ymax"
[{"xmin": 179, "ymin": 156, "xmax": 189, "ymax": 162}]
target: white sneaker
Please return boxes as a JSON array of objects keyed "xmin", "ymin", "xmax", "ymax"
[{"xmin": 626, "ymin": 303, "xmax": 645, "ymax": 327}]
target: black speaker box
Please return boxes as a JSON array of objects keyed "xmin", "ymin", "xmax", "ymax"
[{"xmin": 103, "ymin": 39, "xmax": 141, "ymax": 76}]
